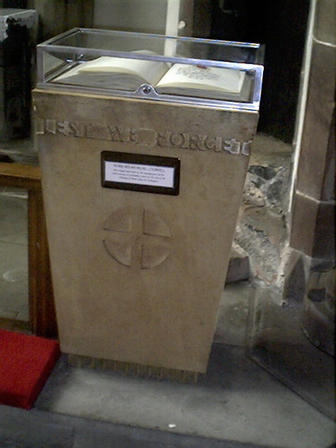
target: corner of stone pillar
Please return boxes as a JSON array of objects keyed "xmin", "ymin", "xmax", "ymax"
[{"xmin": 285, "ymin": 0, "xmax": 335, "ymax": 353}]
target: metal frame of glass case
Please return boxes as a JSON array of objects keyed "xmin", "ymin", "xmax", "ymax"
[{"xmin": 36, "ymin": 28, "xmax": 264, "ymax": 112}]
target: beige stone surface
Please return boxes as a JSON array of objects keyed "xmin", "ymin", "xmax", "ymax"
[{"xmin": 34, "ymin": 89, "xmax": 258, "ymax": 373}]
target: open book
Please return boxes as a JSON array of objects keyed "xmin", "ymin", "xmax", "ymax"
[{"xmin": 54, "ymin": 51, "xmax": 247, "ymax": 101}]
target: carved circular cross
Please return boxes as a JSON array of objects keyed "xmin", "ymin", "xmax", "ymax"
[{"xmin": 102, "ymin": 207, "xmax": 171, "ymax": 269}]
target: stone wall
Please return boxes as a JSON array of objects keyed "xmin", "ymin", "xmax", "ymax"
[{"xmin": 231, "ymin": 134, "xmax": 292, "ymax": 289}]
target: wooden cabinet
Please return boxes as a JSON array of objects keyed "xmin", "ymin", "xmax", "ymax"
[{"xmin": 0, "ymin": 162, "xmax": 57, "ymax": 338}]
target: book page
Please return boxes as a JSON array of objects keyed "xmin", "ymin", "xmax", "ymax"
[
  {"xmin": 156, "ymin": 64, "xmax": 245, "ymax": 94},
  {"xmin": 55, "ymin": 51, "xmax": 169, "ymax": 87}
]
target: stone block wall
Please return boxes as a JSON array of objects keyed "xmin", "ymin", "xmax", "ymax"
[{"xmin": 285, "ymin": 0, "xmax": 335, "ymax": 355}]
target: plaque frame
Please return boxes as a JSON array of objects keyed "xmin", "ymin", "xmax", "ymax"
[{"xmin": 101, "ymin": 151, "xmax": 180, "ymax": 195}]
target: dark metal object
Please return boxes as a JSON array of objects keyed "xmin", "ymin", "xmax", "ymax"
[{"xmin": 0, "ymin": 9, "xmax": 37, "ymax": 141}]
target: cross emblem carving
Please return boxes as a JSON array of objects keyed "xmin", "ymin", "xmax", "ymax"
[{"xmin": 102, "ymin": 207, "xmax": 171, "ymax": 269}]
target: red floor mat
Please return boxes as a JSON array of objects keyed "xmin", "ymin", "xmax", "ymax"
[{"xmin": 0, "ymin": 329, "xmax": 60, "ymax": 409}]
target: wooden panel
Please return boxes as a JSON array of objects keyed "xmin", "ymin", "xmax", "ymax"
[
  {"xmin": 28, "ymin": 189, "xmax": 57, "ymax": 337},
  {"xmin": 0, "ymin": 163, "xmax": 41, "ymax": 189},
  {"xmin": 0, "ymin": 162, "xmax": 57, "ymax": 338}
]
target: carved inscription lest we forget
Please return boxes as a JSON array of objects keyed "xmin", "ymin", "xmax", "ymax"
[{"xmin": 36, "ymin": 118, "xmax": 252, "ymax": 156}]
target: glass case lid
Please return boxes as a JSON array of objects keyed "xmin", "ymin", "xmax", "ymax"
[{"xmin": 36, "ymin": 28, "xmax": 264, "ymax": 111}]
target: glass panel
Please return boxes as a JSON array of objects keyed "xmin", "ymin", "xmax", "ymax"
[
  {"xmin": 0, "ymin": 186, "xmax": 29, "ymax": 322},
  {"xmin": 46, "ymin": 28, "xmax": 261, "ymax": 62},
  {"xmin": 247, "ymin": 286, "xmax": 335, "ymax": 420}
]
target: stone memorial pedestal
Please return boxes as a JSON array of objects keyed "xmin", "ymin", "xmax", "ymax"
[
  {"xmin": 34, "ymin": 90, "xmax": 258, "ymax": 374},
  {"xmin": 34, "ymin": 29, "xmax": 263, "ymax": 375}
]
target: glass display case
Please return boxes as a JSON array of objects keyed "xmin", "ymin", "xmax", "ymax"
[{"xmin": 36, "ymin": 28, "xmax": 263, "ymax": 111}]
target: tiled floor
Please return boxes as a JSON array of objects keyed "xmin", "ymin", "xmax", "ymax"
[
  {"xmin": 0, "ymin": 343, "xmax": 334, "ymax": 448},
  {"xmin": 0, "ymin": 187, "xmax": 29, "ymax": 322},
  {"xmin": 0, "ymin": 401, "xmax": 270, "ymax": 448}
]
